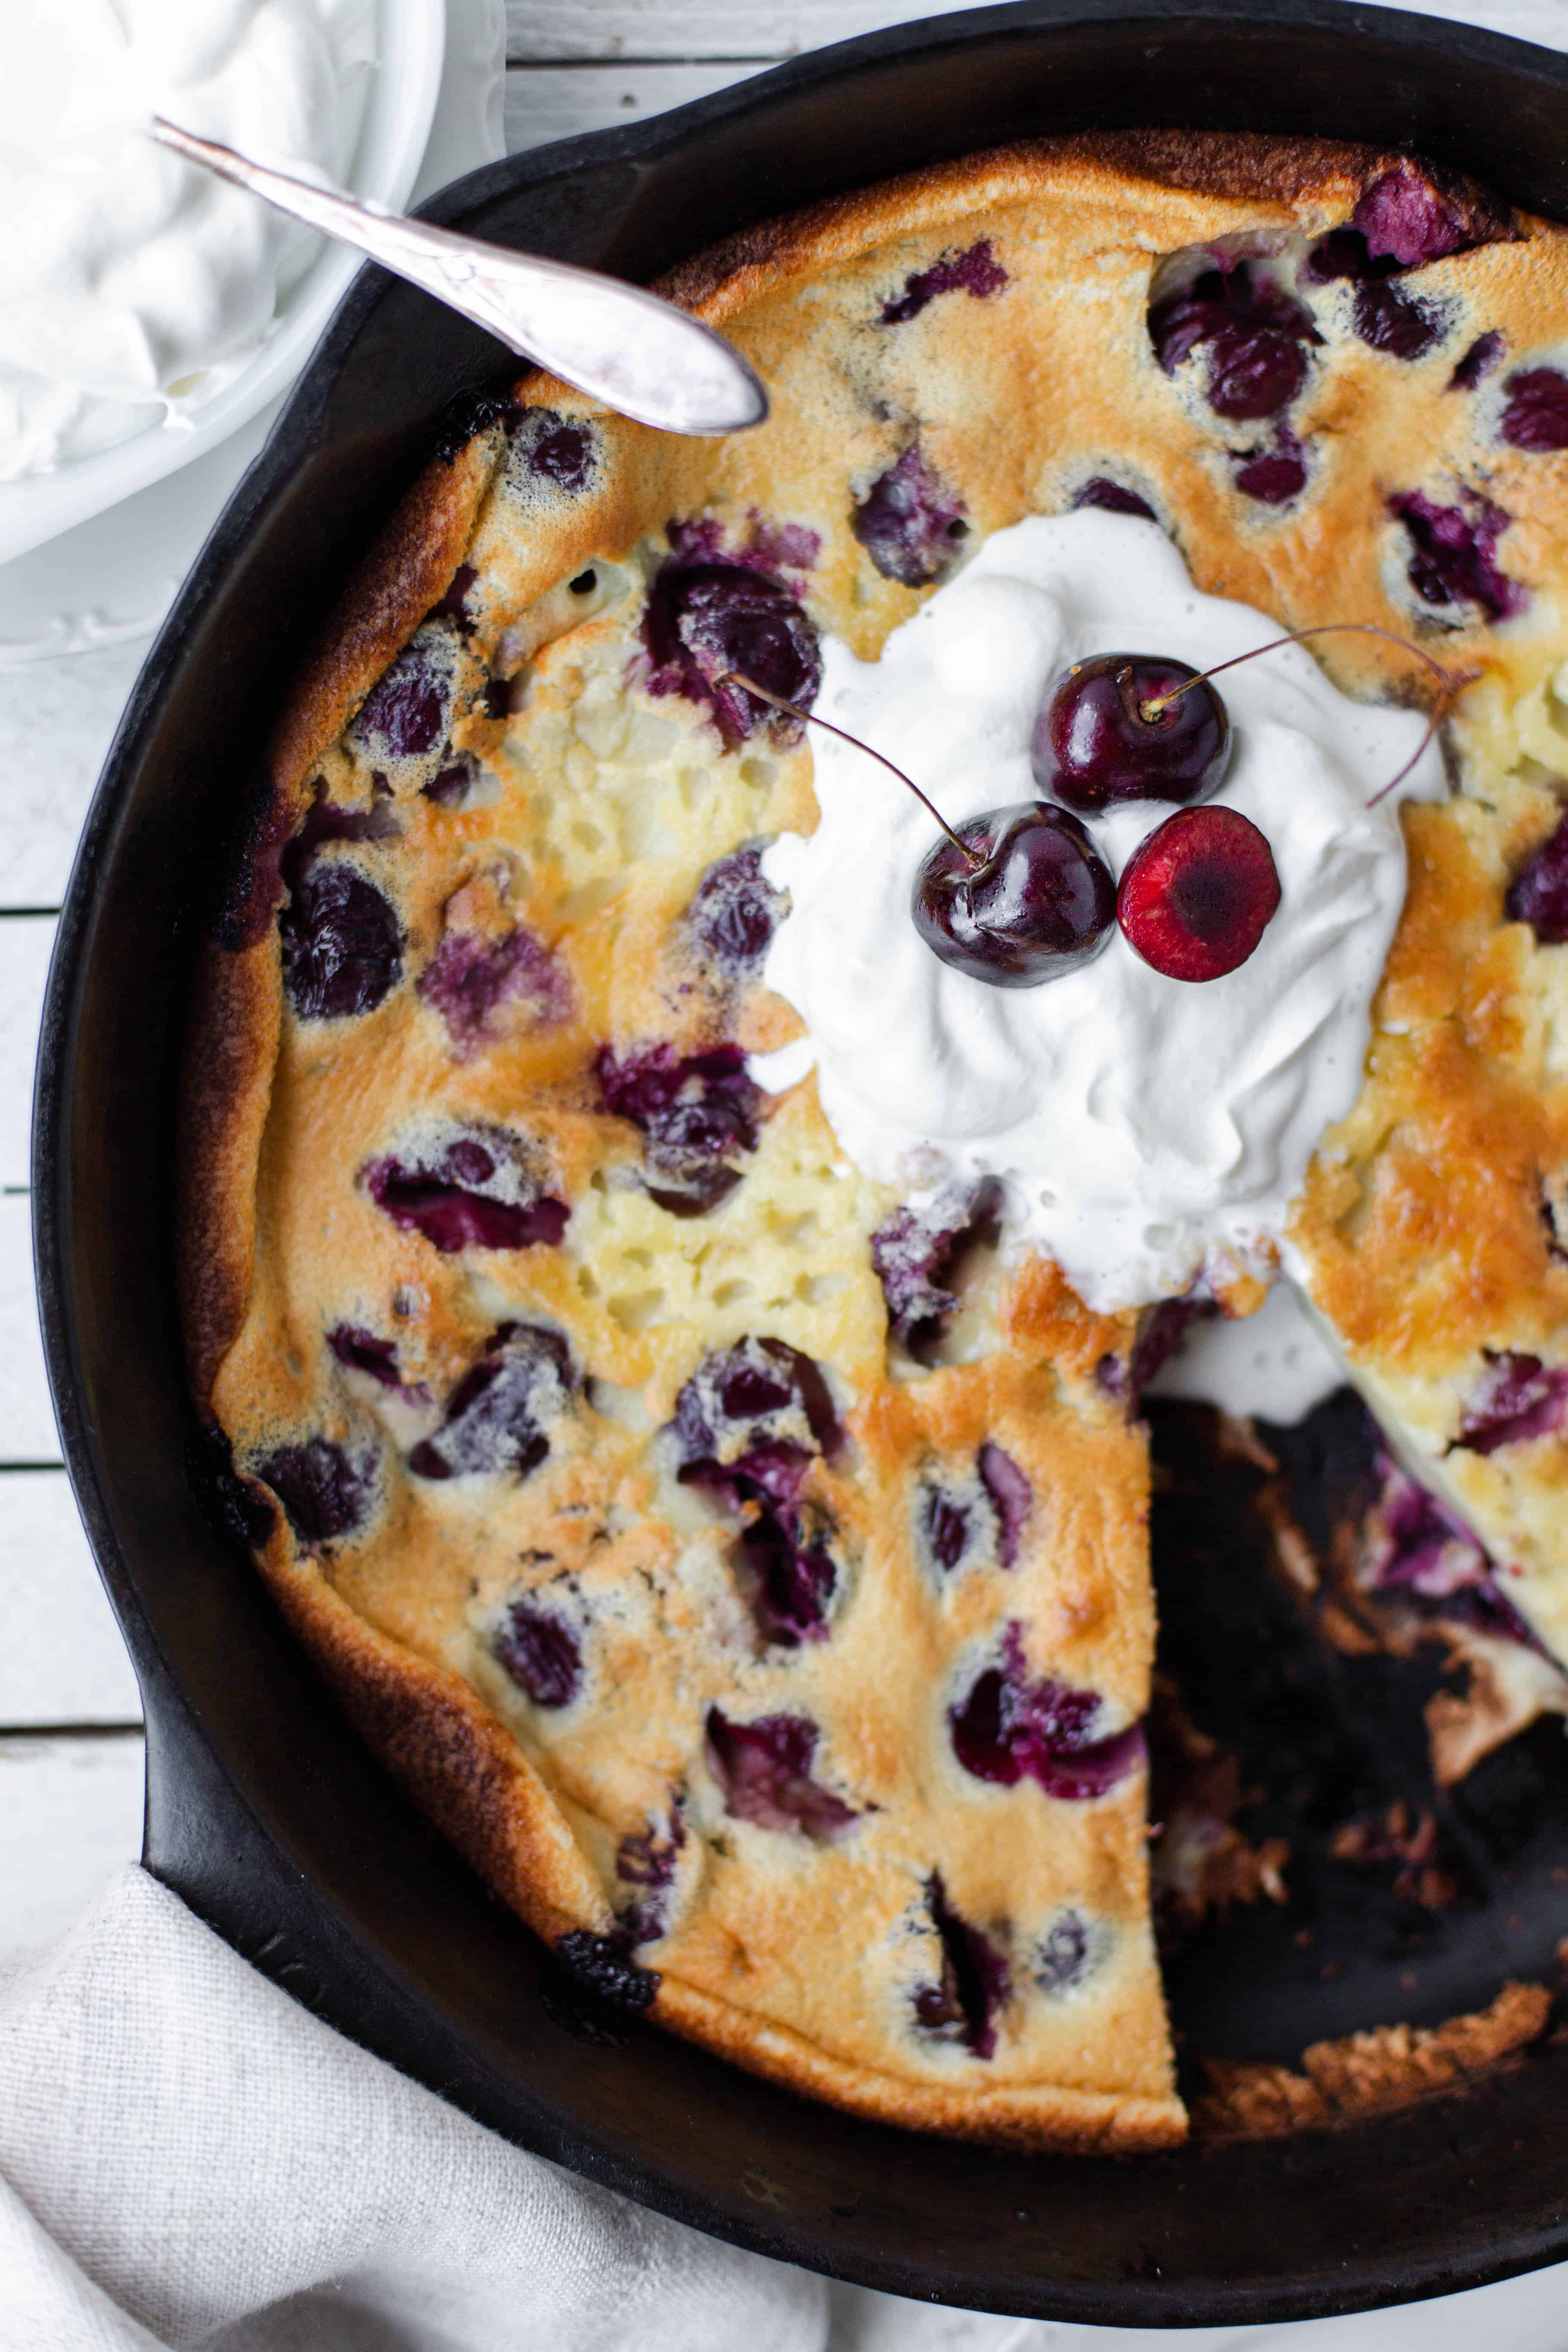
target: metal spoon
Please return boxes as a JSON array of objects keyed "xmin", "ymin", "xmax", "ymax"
[{"xmin": 147, "ymin": 116, "xmax": 768, "ymax": 438}]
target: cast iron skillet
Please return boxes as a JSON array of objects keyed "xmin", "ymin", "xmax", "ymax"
[{"xmin": 34, "ymin": 0, "xmax": 1568, "ymax": 2324}]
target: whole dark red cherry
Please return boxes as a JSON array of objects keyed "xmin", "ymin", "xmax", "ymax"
[
  {"xmin": 1117, "ymin": 805, "xmax": 1281, "ymax": 981},
  {"xmin": 1033, "ymin": 653, "xmax": 1230, "ymax": 814},
  {"xmin": 913, "ymin": 804, "xmax": 1115, "ymax": 988}
]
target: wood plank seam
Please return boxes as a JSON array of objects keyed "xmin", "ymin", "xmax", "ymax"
[
  {"xmin": 505, "ymin": 53, "xmax": 782, "ymax": 67},
  {"xmin": 0, "ymin": 1724, "xmax": 144, "ymax": 1740}
]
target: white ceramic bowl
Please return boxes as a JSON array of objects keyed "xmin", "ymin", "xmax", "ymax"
[{"xmin": 0, "ymin": 0, "xmax": 446, "ymax": 570}]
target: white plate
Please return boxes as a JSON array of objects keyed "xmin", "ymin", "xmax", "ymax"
[
  {"xmin": 0, "ymin": 0, "xmax": 447, "ymax": 575},
  {"xmin": 0, "ymin": 0, "xmax": 505, "ymax": 667}
]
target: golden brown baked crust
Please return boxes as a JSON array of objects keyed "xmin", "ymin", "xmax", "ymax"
[
  {"xmin": 660, "ymin": 130, "xmax": 1512, "ymax": 321},
  {"xmin": 178, "ymin": 428, "xmax": 505, "ymax": 1408},
  {"xmin": 180, "ymin": 126, "xmax": 1568, "ymax": 2148}
]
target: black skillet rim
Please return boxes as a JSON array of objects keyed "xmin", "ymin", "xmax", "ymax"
[{"xmin": 33, "ymin": 0, "xmax": 1568, "ymax": 2325}]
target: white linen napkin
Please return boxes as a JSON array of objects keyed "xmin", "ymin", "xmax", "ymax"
[
  {"xmin": 7, "ymin": 1872, "xmax": 1568, "ymax": 2352},
  {"xmin": 0, "ymin": 1868, "xmax": 1032, "ymax": 2352}
]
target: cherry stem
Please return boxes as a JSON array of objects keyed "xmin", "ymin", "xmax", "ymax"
[
  {"xmin": 723, "ymin": 671, "xmax": 983, "ymax": 869},
  {"xmin": 1134, "ymin": 622, "xmax": 1476, "ymax": 810},
  {"xmin": 1364, "ymin": 671, "xmax": 1474, "ymax": 807}
]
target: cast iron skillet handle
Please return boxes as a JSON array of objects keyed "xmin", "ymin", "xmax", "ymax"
[{"xmin": 147, "ymin": 116, "xmax": 769, "ymax": 438}]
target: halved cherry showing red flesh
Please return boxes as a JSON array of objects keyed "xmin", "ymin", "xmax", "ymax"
[
  {"xmin": 1033, "ymin": 652, "xmax": 1230, "ymax": 814},
  {"xmin": 1118, "ymin": 805, "xmax": 1281, "ymax": 980}
]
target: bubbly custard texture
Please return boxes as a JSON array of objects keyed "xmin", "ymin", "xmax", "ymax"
[
  {"xmin": 0, "ymin": 0, "xmax": 374, "ymax": 479},
  {"xmin": 759, "ymin": 512, "xmax": 1442, "ymax": 1314}
]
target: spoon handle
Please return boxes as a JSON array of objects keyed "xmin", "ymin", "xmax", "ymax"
[{"xmin": 147, "ymin": 117, "xmax": 767, "ymax": 438}]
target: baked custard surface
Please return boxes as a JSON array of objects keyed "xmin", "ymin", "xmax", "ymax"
[{"xmin": 181, "ymin": 132, "xmax": 1568, "ymax": 2148}]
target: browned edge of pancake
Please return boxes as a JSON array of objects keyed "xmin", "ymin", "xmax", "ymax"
[
  {"xmin": 660, "ymin": 129, "xmax": 1514, "ymax": 319},
  {"xmin": 178, "ymin": 425, "xmax": 511, "ymax": 1409},
  {"xmin": 253, "ymin": 1535, "xmax": 1187, "ymax": 2148}
]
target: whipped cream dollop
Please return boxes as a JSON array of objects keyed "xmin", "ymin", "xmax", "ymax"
[
  {"xmin": 0, "ymin": 0, "xmax": 374, "ymax": 480},
  {"xmin": 758, "ymin": 512, "xmax": 1441, "ymax": 1314}
]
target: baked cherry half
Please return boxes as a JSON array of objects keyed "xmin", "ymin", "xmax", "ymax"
[
  {"xmin": 1033, "ymin": 653, "xmax": 1231, "ymax": 814},
  {"xmin": 914, "ymin": 803, "xmax": 1116, "ymax": 988},
  {"xmin": 1117, "ymin": 805, "xmax": 1281, "ymax": 981}
]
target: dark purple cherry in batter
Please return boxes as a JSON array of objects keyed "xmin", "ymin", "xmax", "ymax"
[{"xmin": 1033, "ymin": 653, "xmax": 1231, "ymax": 813}]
